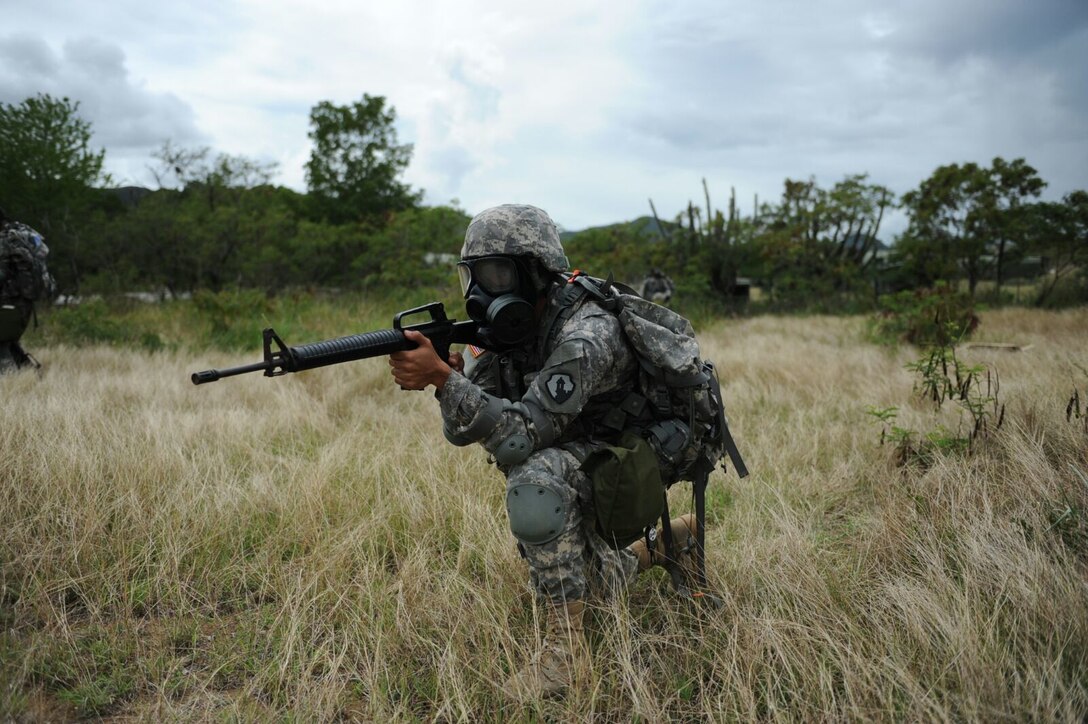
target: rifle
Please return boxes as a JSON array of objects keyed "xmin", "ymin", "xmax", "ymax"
[{"xmin": 191, "ymin": 302, "xmax": 481, "ymax": 385}]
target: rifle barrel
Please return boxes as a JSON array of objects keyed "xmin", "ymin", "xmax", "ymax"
[{"xmin": 191, "ymin": 361, "xmax": 271, "ymax": 385}]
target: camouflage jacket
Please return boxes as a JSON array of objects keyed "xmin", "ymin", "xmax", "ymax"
[
  {"xmin": 0, "ymin": 222, "xmax": 53, "ymax": 305},
  {"xmin": 438, "ymin": 281, "xmax": 640, "ymax": 465}
]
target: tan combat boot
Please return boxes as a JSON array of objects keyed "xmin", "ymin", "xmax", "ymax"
[
  {"xmin": 502, "ymin": 600, "xmax": 587, "ymax": 702},
  {"xmin": 628, "ymin": 513, "xmax": 698, "ymax": 574}
]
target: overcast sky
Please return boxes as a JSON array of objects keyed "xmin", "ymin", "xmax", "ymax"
[{"xmin": 3, "ymin": 0, "xmax": 1086, "ymax": 237}]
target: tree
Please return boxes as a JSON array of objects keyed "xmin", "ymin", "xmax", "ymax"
[
  {"xmin": 305, "ymin": 95, "xmax": 422, "ymax": 224},
  {"xmin": 900, "ymin": 158, "xmax": 1046, "ymax": 297},
  {"xmin": 900, "ymin": 162, "xmax": 991, "ymax": 295},
  {"xmin": 76, "ymin": 143, "xmax": 299, "ymax": 294},
  {"xmin": 1024, "ymin": 191, "xmax": 1088, "ymax": 306},
  {"xmin": 650, "ymin": 180, "xmax": 752, "ymax": 300},
  {"xmin": 0, "ymin": 94, "xmax": 106, "ymax": 229},
  {"xmin": 980, "ymin": 157, "xmax": 1046, "ymax": 294},
  {"xmin": 355, "ymin": 205, "xmax": 471, "ymax": 288},
  {"xmin": 820, "ymin": 174, "xmax": 893, "ymax": 270},
  {"xmin": 748, "ymin": 175, "xmax": 892, "ymax": 303},
  {"xmin": 0, "ymin": 94, "xmax": 107, "ymax": 291},
  {"xmin": 565, "ymin": 223, "xmax": 662, "ymax": 288},
  {"xmin": 149, "ymin": 141, "xmax": 278, "ymax": 196}
]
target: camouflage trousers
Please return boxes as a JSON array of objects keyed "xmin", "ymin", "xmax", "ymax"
[{"xmin": 505, "ymin": 446, "xmax": 639, "ymax": 604}]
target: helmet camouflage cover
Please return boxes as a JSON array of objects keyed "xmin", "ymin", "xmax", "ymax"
[{"xmin": 461, "ymin": 204, "xmax": 569, "ymax": 272}]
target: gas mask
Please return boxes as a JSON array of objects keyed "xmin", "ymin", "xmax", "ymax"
[{"xmin": 457, "ymin": 256, "xmax": 539, "ymax": 349}]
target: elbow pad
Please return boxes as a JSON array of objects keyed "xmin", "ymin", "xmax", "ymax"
[
  {"xmin": 445, "ymin": 392, "xmax": 504, "ymax": 446},
  {"xmin": 520, "ymin": 388, "xmax": 556, "ymax": 448},
  {"xmin": 494, "ymin": 433, "xmax": 532, "ymax": 465},
  {"xmin": 492, "ymin": 393, "xmax": 557, "ymax": 466}
]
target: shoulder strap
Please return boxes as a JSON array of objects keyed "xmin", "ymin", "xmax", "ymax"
[{"xmin": 538, "ymin": 271, "xmax": 600, "ymax": 355}]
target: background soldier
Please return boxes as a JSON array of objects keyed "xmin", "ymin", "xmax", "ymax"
[
  {"xmin": 639, "ymin": 267, "xmax": 675, "ymax": 304},
  {"xmin": 0, "ymin": 207, "xmax": 54, "ymax": 372},
  {"xmin": 388, "ymin": 205, "xmax": 698, "ymax": 701}
]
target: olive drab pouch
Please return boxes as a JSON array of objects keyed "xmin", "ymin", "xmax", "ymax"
[
  {"xmin": 0, "ymin": 305, "xmax": 31, "ymax": 344},
  {"xmin": 581, "ymin": 430, "xmax": 665, "ymax": 548}
]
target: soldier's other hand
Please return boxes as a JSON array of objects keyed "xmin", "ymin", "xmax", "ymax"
[
  {"xmin": 389, "ymin": 330, "xmax": 452, "ymax": 391},
  {"xmin": 448, "ymin": 350, "xmax": 465, "ymax": 374}
]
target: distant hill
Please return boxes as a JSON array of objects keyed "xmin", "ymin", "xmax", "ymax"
[{"xmin": 560, "ymin": 215, "xmax": 675, "ymax": 241}]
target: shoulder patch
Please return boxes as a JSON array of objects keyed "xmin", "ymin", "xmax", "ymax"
[
  {"xmin": 533, "ymin": 341, "xmax": 586, "ymax": 414},
  {"xmin": 544, "ymin": 371, "xmax": 576, "ymax": 404}
]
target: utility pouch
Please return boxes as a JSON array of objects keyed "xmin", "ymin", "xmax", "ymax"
[
  {"xmin": 581, "ymin": 430, "xmax": 665, "ymax": 548},
  {"xmin": 0, "ymin": 304, "xmax": 30, "ymax": 344}
]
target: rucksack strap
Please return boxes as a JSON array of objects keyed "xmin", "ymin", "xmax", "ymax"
[
  {"xmin": 658, "ymin": 469, "xmax": 721, "ymax": 605},
  {"xmin": 707, "ymin": 364, "xmax": 748, "ymax": 478},
  {"xmin": 692, "ymin": 468, "xmax": 709, "ymax": 590},
  {"xmin": 657, "ymin": 492, "xmax": 689, "ymax": 595},
  {"xmin": 537, "ymin": 273, "xmax": 591, "ymax": 357}
]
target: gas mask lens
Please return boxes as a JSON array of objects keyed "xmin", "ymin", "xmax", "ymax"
[{"xmin": 457, "ymin": 257, "xmax": 519, "ymax": 298}]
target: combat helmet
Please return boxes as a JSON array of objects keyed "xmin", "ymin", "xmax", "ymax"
[{"xmin": 461, "ymin": 204, "xmax": 569, "ymax": 272}]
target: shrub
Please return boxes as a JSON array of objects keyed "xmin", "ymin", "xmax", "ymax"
[
  {"xmin": 44, "ymin": 300, "xmax": 165, "ymax": 351},
  {"xmin": 868, "ymin": 286, "xmax": 979, "ymax": 347},
  {"xmin": 191, "ymin": 289, "xmax": 273, "ymax": 350}
]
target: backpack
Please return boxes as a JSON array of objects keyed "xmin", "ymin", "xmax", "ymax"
[
  {"xmin": 0, "ymin": 221, "xmax": 53, "ymax": 305},
  {"xmin": 545, "ymin": 271, "xmax": 748, "ymax": 598}
]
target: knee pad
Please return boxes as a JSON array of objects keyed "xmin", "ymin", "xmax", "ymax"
[{"xmin": 506, "ymin": 482, "xmax": 567, "ymax": 545}]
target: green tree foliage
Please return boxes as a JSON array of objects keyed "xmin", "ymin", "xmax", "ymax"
[
  {"xmin": 78, "ymin": 144, "xmax": 301, "ymax": 294},
  {"xmin": 984, "ymin": 157, "xmax": 1046, "ymax": 294},
  {"xmin": 749, "ymin": 175, "xmax": 892, "ymax": 306},
  {"xmin": 4, "ymin": 94, "xmax": 1070, "ymax": 316},
  {"xmin": 654, "ymin": 181, "xmax": 754, "ymax": 300},
  {"xmin": 149, "ymin": 145, "xmax": 291, "ymax": 292},
  {"xmin": 149, "ymin": 141, "xmax": 279, "ymax": 193},
  {"xmin": 305, "ymin": 95, "xmax": 422, "ymax": 224},
  {"xmin": 83, "ymin": 150, "xmax": 468, "ymax": 296},
  {"xmin": 576, "ymin": 176, "xmax": 894, "ymax": 312},
  {"xmin": 1024, "ymin": 190, "xmax": 1088, "ymax": 306},
  {"xmin": 0, "ymin": 94, "xmax": 106, "ymax": 229},
  {"xmin": 355, "ymin": 205, "xmax": 471, "ymax": 288},
  {"xmin": 900, "ymin": 162, "xmax": 990, "ymax": 294},
  {"xmin": 0, "ymin": 94, "xmax": 107, "ymax": 291},
  {"xmin": 562, "ymin": 220, "xmax": 666, "ymax": 289},
  {"xmin": 897, "ymin": 157, "xmax": 1045, "ymax": 296}
]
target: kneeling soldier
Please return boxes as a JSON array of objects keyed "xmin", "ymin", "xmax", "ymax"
[{"xmin": 388, "ymin": 204, "xmax": 699, "ymax": 701}]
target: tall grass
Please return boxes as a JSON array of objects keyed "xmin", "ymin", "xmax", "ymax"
[{"xmin": 2, "ymin": 305, "xmax": 1087, "ymax": 720}]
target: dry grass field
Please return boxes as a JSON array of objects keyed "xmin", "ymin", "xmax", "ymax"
[{"xmin": 2, "ymin": 307, "xmax": 1087, "ymax": 721}]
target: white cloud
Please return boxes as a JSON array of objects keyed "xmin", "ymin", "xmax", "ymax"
[
  {"xmin": 2, "ymin": 0, "xmax": 1086, "ymax": 234},
  {"xmin": 0, "ymin": 33, "xmax": 207, "ymax": 186}
]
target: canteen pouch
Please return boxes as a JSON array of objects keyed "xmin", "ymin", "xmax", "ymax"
[{"xmin": 581, "ymin": 431, "xmax": 665, "ymax": 548}]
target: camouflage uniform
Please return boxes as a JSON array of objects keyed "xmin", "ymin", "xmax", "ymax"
[
  {"xmin": 438, "ymin": 285, "xmax": 642, "ymax": 603},
  {"xmin": 639, "ymin": 269, "xmax": 675, "ymax": 304}
]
